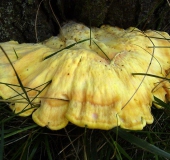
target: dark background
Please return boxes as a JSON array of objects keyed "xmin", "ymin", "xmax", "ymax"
[{"xmin": 0, "ymin": 0, "xmax": 170, "ymax": 43}]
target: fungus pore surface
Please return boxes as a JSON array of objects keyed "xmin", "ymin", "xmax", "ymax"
[{"xmin": 0, "ymin": 22, "xmax": 170, "ymax": 130}]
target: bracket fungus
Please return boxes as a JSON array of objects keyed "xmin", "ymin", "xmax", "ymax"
[{"xmin": 0, "ymin": 22, "xmax": 170, "ymax": 130}]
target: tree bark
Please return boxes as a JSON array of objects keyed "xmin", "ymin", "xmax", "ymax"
[{"xmin": 0, "ymin": 0, "xmax": 169, "ymax": 43}]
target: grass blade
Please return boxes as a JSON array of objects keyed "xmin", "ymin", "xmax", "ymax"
[
  {"xmin": 93, "ymin": 40, "xmax": 111, "ymax": 61},
  {"xmin": 0, "ymin": 123, "xmax": 4, "ymax": 160},
  {"xmin": 44, "ymin": 38, "xmax": 90, "ymax": 60},
  {"xmin": 114, "ymin": 141, "xmax": 132, "ymax": 160},
  {"xmin": 0, "ymin": 124, "xmax": 38, "ymax": 140},
  {"xmin": 132, "ymin": 73, "xmax": 170, "ymax": 81},
  {"xmin": 154, "ymin": 96, "xmax": 170, "ymax": 109},
  {"xmin": 148, "ymin": 46, "xmax": 170, "ymax": 48},
  {"xmin": 0, "ymin": 46, "xmax": 32, "ymax": 107},
  {"xmin": 112, "ymin": 128, "xmax": 170, "ymax": 159},
  {"xmin": 44, "ymin": 135, "xmax": 53, "ymax": 160}
]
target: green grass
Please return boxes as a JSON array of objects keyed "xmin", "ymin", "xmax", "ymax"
[{"xmin": 0, "ymin": 102, "xmax": 170, "ymax": 160}]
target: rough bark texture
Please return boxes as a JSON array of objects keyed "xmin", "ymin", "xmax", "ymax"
[{"xmin": 0, "ymin": 0, "xmax": 169, "ymax": 43}]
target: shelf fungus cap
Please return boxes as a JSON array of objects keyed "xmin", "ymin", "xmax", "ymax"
[
  {"xmin": 0, "ymin": 22, "xmax": 170, "ymax": 130},
  {"xmin": 0, "ymin": 42, "xmax": 56, "ymax": 116}
]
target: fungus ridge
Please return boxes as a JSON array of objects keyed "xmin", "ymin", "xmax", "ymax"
[{"xmin": 0, "ymin": 22, "xmax": 170, "ymax": 130}]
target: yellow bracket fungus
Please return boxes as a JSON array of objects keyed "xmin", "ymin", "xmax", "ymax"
[{"xmin": 0, "ymin": 22, "xmax": 170, "ymax": 130}]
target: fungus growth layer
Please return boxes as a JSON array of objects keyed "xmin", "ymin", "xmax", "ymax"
[{"xmin": 0, "ymin": 22, "xmax": 170, "ymax": 130}]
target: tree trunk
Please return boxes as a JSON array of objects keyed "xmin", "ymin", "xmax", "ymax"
[{"xmin": 0, "ymin": 0, "xmax": 169, "ymax": 43}]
